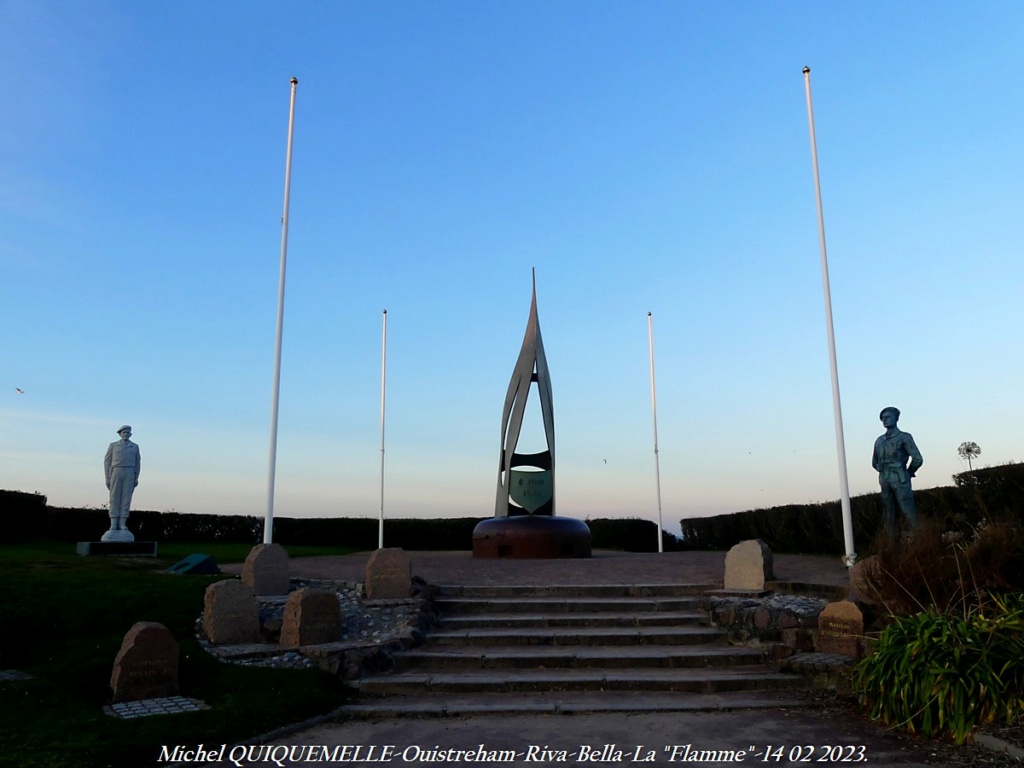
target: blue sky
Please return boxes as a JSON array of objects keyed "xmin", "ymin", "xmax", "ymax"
[{"xmin": 2, "ymin": 2, "xmax": 1022, "ymax": 540}]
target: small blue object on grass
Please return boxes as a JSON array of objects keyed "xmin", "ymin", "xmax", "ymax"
[{"xmin": 166, "ymin": 554, "xmax": 219, "ymax": 575}]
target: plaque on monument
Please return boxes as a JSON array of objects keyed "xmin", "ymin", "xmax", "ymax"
[{"xmin": 509, "ymin": 469, "xmax": 553, "ymax": 514}]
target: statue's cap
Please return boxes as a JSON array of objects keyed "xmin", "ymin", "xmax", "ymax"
[
  {"xmin": 879, "ymin": 407, "xmax": 900, "ymax": 420},
  {"xmin": 117, "ymin": 425, "xmax": 132, "ymax": 434}
]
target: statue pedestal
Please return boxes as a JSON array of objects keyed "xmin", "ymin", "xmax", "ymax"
[
  {"xmin": 77, "ymin": 541, "xmax": 158, "ymax": 557},
  {"xmin": 472, "ymin": 516, "xmax": 591, "ymax": 559},
  {"xmin": 101, "ymin": 529, "xmax": 135, "ymax": 543}
]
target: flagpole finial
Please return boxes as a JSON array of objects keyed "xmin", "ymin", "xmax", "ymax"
[
  {"xmin": 291, "ymin": 77, "xmax": 298, "ymax": 84},
  {"xmin": 802, "ymin": 66, "xmax": 810, "ymax": 74},
  {"xmin": 647, "ymin": 311, "xmax": 652, "ymax": 317}
]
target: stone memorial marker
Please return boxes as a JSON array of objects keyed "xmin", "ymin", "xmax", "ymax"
[
  {"xmin": 815, "ymin": 600, "xmax": 864, "ymax": 659},
  {"xmin": 279, "ymin": 587, "xmax": 342, "ymax": 647},
  {"xmin": 241, "ymin": 543, "xmax": 290, "ymax": 596},
  {"xmin": 365, "ymin": 548, "xmax": 411, "ymax": 599},
  {"xmin": 110, "ymin": 622, "xmax": 179, "ymax": 703},
  {"xmin": 203, "ymin": 580, "xmax": 260, "ymax": 645},
  {"xmin": 723, "ymin": 539, "xmax": 774, "ymax": 591}
]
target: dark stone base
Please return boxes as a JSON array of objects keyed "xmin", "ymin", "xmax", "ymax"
[
  {"xmin": 472, "ymin": 516, "xmax": 591, "ymax": 559},
  {"xmin": 76, "ymin": 541, "xmax": 158, "ymax": 557}
]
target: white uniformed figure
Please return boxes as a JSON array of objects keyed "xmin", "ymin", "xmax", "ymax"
[{"xmin": 102, "ymin": 425, "xmax": 141, "ymax": 542}]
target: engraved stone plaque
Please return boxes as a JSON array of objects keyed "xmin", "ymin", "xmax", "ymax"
[
  {"xmin": 241, "ymin": 543, "xmax": 290, "ymax": 596},
  {"xmin": 280, "ymin": 588, "xmax": 342, "ymax": 647},
  {"xmin": 365, "ymin": 548, "xmax": 411, "ymax": 599},
  {"xmin": 110, "ymin": 622, "xmax": 179, "ymax": 703},
  {"xmin": 815, "ymin": 600, "xmax": 864, "ymax": 659},
  {"xmin": 203, "ymin": 580, "xmax": 260, "ymax": 645}
]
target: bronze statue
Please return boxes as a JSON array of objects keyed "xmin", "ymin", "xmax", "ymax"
[{"xmin": 871, "ymin": 407, "xmax": 922, "ymax": 539}]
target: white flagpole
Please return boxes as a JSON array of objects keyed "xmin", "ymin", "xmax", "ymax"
[
  {"xmin": 647, "ymin": 312, "xmax": 664, "ymax": 554},
  {"xmin": 803, "ymin": 67, "xmax": 855, "ymax": 567},
  {"xmin": 265, "ymin": 77, "xmax": 299, "ymax": 545},
  {"xmin": 378, "ymin": 309, "xmax": 388, "ymax": 550}
]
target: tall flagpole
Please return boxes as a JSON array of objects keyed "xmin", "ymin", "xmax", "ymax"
[
  {"xmin": 803, "ymin": 67, "xmax": 855, "ymax": 566},
  {"xmin": 264, "ymin": 76, "xmax": 299, "ymax": 545},
  {"xmin": 378, "ymin": 309, "xmax": 388, "ymax": 549},
  {"xmin": 647, "ymin": 312, "xmax": 664, "ymax": 554}
]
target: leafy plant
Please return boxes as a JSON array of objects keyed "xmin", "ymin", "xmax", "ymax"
[{"xmin": 851, "ymin": 593, "xmax": 1024, "ymax": 744}]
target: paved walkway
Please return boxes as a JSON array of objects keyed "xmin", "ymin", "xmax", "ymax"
[
  {"xmin": 223, "ymin": 549, "xmax": 853, "ymax": 589},
  {"xmin": 207, "ymin": 551, "xmax": 1015, "ymax": 767}
]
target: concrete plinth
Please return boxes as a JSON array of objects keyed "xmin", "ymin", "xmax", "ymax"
[
  {"xmin": 77, "ymin": 541, "xmax": 158, "ymax": 557},
  {"xmin": 472, "ymin": 516, "xmax": 591, "ymax": 559},
  {"xmin": 101, "ymin": 529, "xmax": 135, "ymax": 543}
]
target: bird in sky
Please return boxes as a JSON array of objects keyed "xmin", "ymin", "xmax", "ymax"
[{"xmin": 15, "ymin": 388, "xmax": 24, "ymax": 394}]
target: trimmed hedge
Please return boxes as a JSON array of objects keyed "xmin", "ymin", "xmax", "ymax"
[
  {"xmin": 11, "ymin": 461, "xmax": 1019, "ymax": 554},
  {"xmin": 588, "ymin": 517, "xmax": 684, "ymax": 552},
  {"xmin": 0, "ymin": 490, "xmax": 49, "ymax": 543},
  {"xmin": 679, "ymin": 463, "xmax": 1024, "ymax": 554},
  {"xmin": 7, "ymin": 503, "xmax": 682, "ymax": 553},
  {"xmin": 38, "ymin": 509, "xmax": 482, "ymax": 549}
]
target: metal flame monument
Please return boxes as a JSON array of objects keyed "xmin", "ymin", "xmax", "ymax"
[{"xmin": 472, "ymin": 274, "xmax": 591, "ymax": 558}]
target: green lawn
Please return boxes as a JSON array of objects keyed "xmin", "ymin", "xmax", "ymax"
[{"xmin": 0, "ymin": 542, "xmax": 360, "ymax": 768}]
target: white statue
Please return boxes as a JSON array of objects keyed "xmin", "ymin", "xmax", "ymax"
[{"xmin": 103, "ymin": 425, "xmax": 141, "ymax": 542}]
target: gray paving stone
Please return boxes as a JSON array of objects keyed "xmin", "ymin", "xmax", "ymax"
[{"xmin": 103, "ymin": 695, "xmax": 209, "ymax": 719}]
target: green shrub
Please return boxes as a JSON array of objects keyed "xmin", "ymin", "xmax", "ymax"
[{"xmin": 852, "ymin": 593, "xmax": 1024, "ymax": 744}]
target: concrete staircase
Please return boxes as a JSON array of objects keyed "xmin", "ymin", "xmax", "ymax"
[{"xmin": 348, "ymin": 584, "xmax": 810, "ymax": 716}]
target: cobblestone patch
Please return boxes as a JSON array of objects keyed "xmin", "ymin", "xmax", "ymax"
[
  {"xmin": 103, "ymin": 695, "xmax": 210, "ymax": 719},
  {"xmin": 702, "ymin": 592, "xmax": 829, "ymax": 663}
]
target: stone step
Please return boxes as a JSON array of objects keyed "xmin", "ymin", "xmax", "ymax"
[
  {"xmin": 352, "ymin": 582, "xmax": 809, "ymax": 703},
  {"xmin": 395, "ymin": 644, "xmax": 769, "ymax": 670},
  {"xmin": 424, "ymin": 625, "xmax": 725, "ymax": 646},
  {"xmin": 341, "ymin": 689, "xmax": 814, "ymax": 717},
  {"xmin": 354, "ymin": 665, "xmax": 805, "ymax": 695},
  {"xmin": 435, "ymin": 596, "xmax": 700, "ymax": 615},
  {"xmin": 437, "ymin": 584, "xmax": 714, "ymax": 598},
  {"xmin": 437, "ymin": 610, "xmax": 707, "ymax": 629}
]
